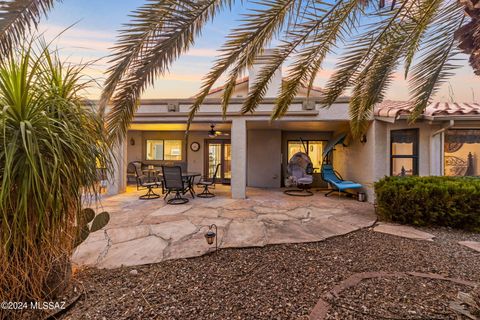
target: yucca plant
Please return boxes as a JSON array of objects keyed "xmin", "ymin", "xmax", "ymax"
[
  {"xmin": 101, "ymin": 0, "xmax": 477, "ymax": 141},
  {"xmin": 0, "ymin": 39, "xmax": 111, "ymax": 319}
]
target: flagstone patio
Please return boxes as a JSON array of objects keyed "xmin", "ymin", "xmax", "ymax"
[{"xmin": 73, "ymin": 186, "xmax": 376, "ymax": 269}]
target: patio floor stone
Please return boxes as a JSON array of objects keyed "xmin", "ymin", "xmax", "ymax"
[
  {"xmin": 222, "ymin": 219, "xmax": 267, "ymax": 248},
  {"xmin": 72, "ymin": 186, "xmax": 377, "ymax": 269},
  {"xmin": 373, "ymin": 223, "xmax": 435, "ymax": 241},
  {"xmin": 97, "ymin": 236, "xmax": 168, "ymax": 269},
  {"xmin": 458, "ymin": 241, "xmax": 480, "ymax": 253}
]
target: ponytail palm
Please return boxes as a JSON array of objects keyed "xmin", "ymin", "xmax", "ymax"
[
  {"xmin": 0, "ymin": 40, "xmax": 111, "ymax": 313},
  {"xmin": 103, "ymin": 0, "xmax": 474, "ymax": 140}
]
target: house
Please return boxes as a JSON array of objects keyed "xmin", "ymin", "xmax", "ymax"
[{"xmin": 107, "ymin": 51, "xmax": 480, "ymax": 203}]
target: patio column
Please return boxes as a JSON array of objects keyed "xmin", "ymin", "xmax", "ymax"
[
  {"xmin": 107, "ymin": 138, "xmax": 127, "ymax": 196},
  {"xmin": 231, "ymin": 118, "xmax": 247, "ymax": 199}
]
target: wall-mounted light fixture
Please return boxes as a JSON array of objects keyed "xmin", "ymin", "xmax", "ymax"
[
  {"xmin": 130, "ymin": 138, "xmax": 135, "ymax": 146},
  {"xmin": 360, "ymin": 134, "xmax": 367, "ymax": 144}
]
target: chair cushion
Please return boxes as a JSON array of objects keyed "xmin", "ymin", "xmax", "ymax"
[
  {"xmin": 297, "ymin": 176, "xmax": 313, "ymax": 184},
  {"xmin": 143, "ymin": 182, "xmax": 158, "ymax": 187},
  {"xmin": 336, "ymin": 182, "xmax": 363, "ymax": 190}
]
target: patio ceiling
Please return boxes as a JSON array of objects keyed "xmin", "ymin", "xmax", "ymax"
[
  {"xmin": 247, "ymin": 120, "xmax": 349, "ymax": 132},
  {"xmin": 129, "ymin": 123, "xmax": 231, "ymax": 131},
  {"xmin": 129, "ymin": 121, "xmax": 349, "ymax": 132}
]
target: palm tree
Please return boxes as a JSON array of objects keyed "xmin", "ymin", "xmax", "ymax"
[
  {"xmin": 0, "ymin": 0, "xmax": 58, "ymax": 56},
  {"xmin": 0, "ymin": 39, "xmax": 111, "ymax": 316},
  {"xmin": 102, "ymin": 0, "xmax": 478, "ymax": 141}
]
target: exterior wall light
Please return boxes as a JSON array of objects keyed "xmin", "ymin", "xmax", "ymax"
[
  {"xmin": 130, "ymin": 138, "xmax": 135, "ymax": 146},
  {"xmin": 360, "ymin": 134, "xmax": 367, "ymax": 144},
  {"xmin": 204, "ymin": 224, "xmax": 218, "ymax": 252}
]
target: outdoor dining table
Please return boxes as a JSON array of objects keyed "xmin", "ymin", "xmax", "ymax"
[
  {"xmin": 142, "ymin": 168, "xmax": 160, "ymax": 181},
  {"xmin": 158, "ymin": 171, "xmax": 201, "ymax": 198}
]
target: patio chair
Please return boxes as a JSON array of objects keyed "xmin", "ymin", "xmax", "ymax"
[
  {"xmin": 133, "ymin": 161, "xmax": 160, "ymax": 190},
  {"xmin": 126, "ymin": 161, "xmax": 140, "ymax": 184},
  {"xmin": 321, "ymin": 164, "xmax": 363, "ymax": 197},
  {"xmin": 162, "ymin": 166, "xmax": 189, "ymax": 204},
  {"xmin": 284, "ymin": 152, "xmax": 314, "ymax": 196},
  {"xmin": 197, "ymin": 164, "xmax": 221, "ymax": 198}
]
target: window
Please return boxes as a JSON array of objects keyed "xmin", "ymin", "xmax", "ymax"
[
  {"xmin": 146, "ymin": 139, "xmax": 182, "ymax": 160},
  {"xmin": 287, "ymin": 140, "xmax": 324, "ymax": 172},
  {"xmin": 390, "ymin": 129, "xmax": 418, "ymax": 176},
  {"xmin": 444, "ymin": 129, "xmax": 480, "ymax": 176}
]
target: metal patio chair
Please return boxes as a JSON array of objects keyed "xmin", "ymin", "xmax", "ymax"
[
  {"xmin": 162, "ymin": 166, "xmax": 189, "ymax": 204},
  {"xmin": 197, "ymin": 164, "xmax": 221, "ymax": 198}
]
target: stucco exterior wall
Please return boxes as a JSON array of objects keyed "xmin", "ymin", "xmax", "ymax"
[
  {"xmin": 247, "ymin": 130, "xmax": 282, "ymax": 188},
  {"xmin": 332, "ymin": 122, "xmax": 383, "ymax": 202},
  {"xmin": 126, "ymin": 131, "xmax": 143, "ymax": 164},
  {"xmin": 334, "ymin": 120, "xmax": 443, "ymax": 202},
  {"xmin": 186, "ymin": 131, "xmax": 230, "ymax": 175}
]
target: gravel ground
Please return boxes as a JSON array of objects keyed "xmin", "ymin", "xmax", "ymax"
[
  {"xmin": 324, "ymin": 277, "xmax": 470, "ymax": 319},
  {"xmin": 49, "ymin": 227, "xmax": 480, "ymax": 320}
]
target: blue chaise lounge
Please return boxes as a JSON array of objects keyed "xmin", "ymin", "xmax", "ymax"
[{"xmin": 321, "ymin": 164, "xmax": 363, "ymax": 197}]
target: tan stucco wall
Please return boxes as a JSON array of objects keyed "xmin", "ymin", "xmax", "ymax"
[
  {"xmin": 126, "ymin": 131, "xmax": 143, "ymax": 164},
  {"xmin": 333, "ymin": 120, "xmax": 443, "ymax": 202},
  {"xmin": 186, "ymin": 131, "xmax": 230, "ymax": 175},
  {"xmin": 332, "ymin": 122, "xmax": 385, "ymax": 202},
  {"xmin": 247, "ymin": 130, "xmax": 282, "ymax": 188}
]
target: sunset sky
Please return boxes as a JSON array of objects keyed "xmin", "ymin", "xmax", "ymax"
[{"xmin": 38, "ymin": 0, "xmax": 479, "ymax": 102}]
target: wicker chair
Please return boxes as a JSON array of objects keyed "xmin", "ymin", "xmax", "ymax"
[{"xmin": 284, "ymin": 152, "xmax": 314, "ymax": 196}]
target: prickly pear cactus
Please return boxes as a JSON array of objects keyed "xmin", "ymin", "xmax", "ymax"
[{"xmin": 74, "ymin": 208, "xmax": 110, "ymax": 247}]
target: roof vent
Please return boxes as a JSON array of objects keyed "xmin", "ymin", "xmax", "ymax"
[{"xmin": 167, "ymin": 102, "xmax": 179, "ymax": 112}]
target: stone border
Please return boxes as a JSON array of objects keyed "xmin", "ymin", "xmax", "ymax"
[{"xmin": 309, "ymin": 271, "xmax": 478, "ymax": 320}]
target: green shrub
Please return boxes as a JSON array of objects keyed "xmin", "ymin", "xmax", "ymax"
[{"xmin": 374, "ymin": 176, "xmax": 480, "ymax": 231}]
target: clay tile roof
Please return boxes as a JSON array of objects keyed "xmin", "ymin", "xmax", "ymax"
[
  {"xmin": 374, "ymin": 100, "xmax": 480, "ymax": 118},
  {"xmin": 205, "ymin": 76, "xmax": 249, "ymax": 96}
]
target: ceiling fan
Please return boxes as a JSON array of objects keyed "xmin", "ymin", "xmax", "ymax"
[{"xmin": 208, "ymin": 123, "xmax": 229, "ymax": 137}]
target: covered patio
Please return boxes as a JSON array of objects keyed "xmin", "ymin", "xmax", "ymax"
[{"xmin": 74, "ymin": 186, "xmax": 376, "ymax": 269}]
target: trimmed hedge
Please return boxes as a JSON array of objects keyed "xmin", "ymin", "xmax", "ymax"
[{"xmin": 374, "ymin": 176, "xmax": 480, "ymax": 231}]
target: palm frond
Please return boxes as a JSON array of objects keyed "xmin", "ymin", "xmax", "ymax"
[
  {"xmin": 187, "ymin": 0, "xmax": 300, "ymax": 127},
  {"xmin": 322, "ymin": 0, "xmax": 414, "ymax": 107},
  {"xmin": 345, "ymin": 0, "xmax": 438, "ymax": 135},
  {"xmin": 349, "ymin": 32, "xmax": 404, "ymax": 136},
  {"xmin": 402, "ymin": 0, "xmax": 443, "ymax": 77},
  {"xmin": 0, "ymin": 0, "xmax": 57, "ymax": 57},
  {"xmin": 99, "ymin": 0, "xmax": 177, "ymax": 113},
  {"xmin": 241, "ymin": 0, "xmax": 335, "ymax": 114},
  {"xmin": 103, "ymin": 0, "xmax": 233, "ymax": 143},
  {"xmin": 272, "ymin": 0, "xmax": 365, "ymax": 119},
  {"xmin": 409, "ymin": 1, "xmax": 466, "ymax": 119}
]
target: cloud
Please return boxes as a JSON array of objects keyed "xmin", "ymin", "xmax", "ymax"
[
  {"xmin": 39, "ymin": 23, "xmax": 115, "ymax": 41},
  {"xmin": 185, "ymin": 48, "xmax": 219, "ymax": 57},
  {"xmin": 36, "ymin": 23, "xmax": 115, "ymax": 54}
]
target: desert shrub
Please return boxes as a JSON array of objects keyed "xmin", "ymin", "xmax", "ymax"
[
  {"xmin": 0, "ymin": 39, "xmax": 111, "ymax": 319},
  {"xmin": 374, "ymin": 176, "xmax": 480, "ymax": 231}
]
